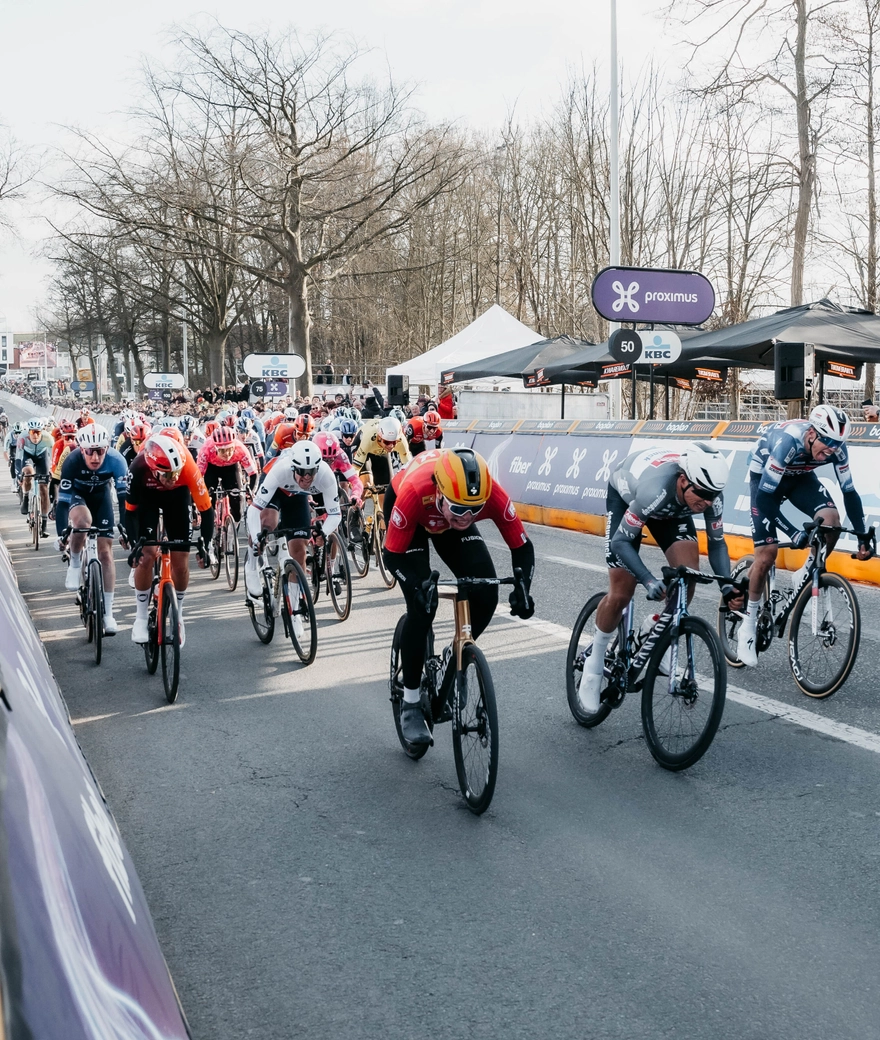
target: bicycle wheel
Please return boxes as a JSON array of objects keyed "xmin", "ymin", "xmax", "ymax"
[
  {"xmin": 326, "ymin": 533, "xmax": 352, "ymax": 621},
  {"xmin": 374, "ymin": 513, "xmax": 396, "ymax": 589},
  {"xmin": 788, "ymin": 572, "xmax": 860, "ymax": 698},
  {"xmin": 209, "ymin": 529, "xmax": 221, "ymax": 579},
  {"xmin": 32, "ymin": 502, "xmax": 39, "ymax": 551},
  {"xmin": 282, "ymin": 559, "xmax": 317, "ymax": 665},
  {"xmin": 89, "ymin": 559, "xmax": 104, "ymax": 666},
  {"xmin": 346, "ymin": 503, "xmax": 370, "ymax": 578},
  {"xmin": 144, "ymin": 598, "xmax": 160, "ymax": 674},
  {"xmin": 390, "ymin": 615, "xmax": 431, "ymax": 760},
  {"xmin": 452, "ymin": 643, "xmax": 499, "ymax": 814},
  {"xmin": 565, "ymin": 593, "xmax": 615, "ymax": 727},
  {"xmin": 160, "ymin": 585, "xmax": 181, "ymax": 703},
  {"xmin": 247, "ymin": 579, "xmax": 275, "ymax": 644},
  {"xmin": 641, "ymin": 616, "xmax": 726, "ymax": 771},
  {"xmin": 308, "ymin": 546, "xmax": 322, "ymax": 604},
  {"xmin": 224, "ymin": 517, "xmax": 239, "ymax": 591}
]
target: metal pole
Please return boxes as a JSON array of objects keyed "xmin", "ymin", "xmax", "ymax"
[
  {"xmin": 630, "ymin": 365, "xmax": 637, "ymax": 420},
  {"xmin": 608, "ymin": 0, "xmax": 623, "ymax": 421},
  {"xmin": 561, "ymin": 383, "xmax": 565, "ymax": 419},
  {"xmin": 664, "ymin": 373, "xmax": 670, "ymax": 420},
  {"xmin": 649, "ymin": 365, "xmax": 655, "ymax": 419},
  {"xmin": 181, "ymin": 322, "xmax": 189, "ymax": 387}
]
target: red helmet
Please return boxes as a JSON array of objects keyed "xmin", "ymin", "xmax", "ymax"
[
  {"xmin": 59, "ymin": 419, "xmax": 77, "ymax": 436},
  {"xmin": 143, "ymin": 434, "xmax": 185, "ymax": 475},
  {"xmin": 128, "ymin": 422, "xmax": 152, "ymax": 445},
  {"xmin": 221, "ymin": 414, "xmax": 236, "ymax": 427},
  {"xmin": 293, "ymin": 414, "xmax": 315, "ymax": 440},
  {"xmin": 213, "ymin": 426, "xmax": 236, "ymax": 446},
  {"xmin": 203, "ymin": 420, "xmax": 220, "ymax": 439},
  {"xmin": 423, "ymin": 410, "xmax": 441, "ymax": 428},
  {"xmin": 313, "ymin": 431, "xmax": 339, "ymax": 460}
]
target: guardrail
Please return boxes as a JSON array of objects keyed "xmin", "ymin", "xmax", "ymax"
[{"xmin": 0, "ymin": 529, "xmax": 190, "ymax": 1036}]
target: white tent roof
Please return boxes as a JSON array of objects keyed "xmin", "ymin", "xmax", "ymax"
[{"xmin": 385, "ymin": 305, "xmax": 539, "ymax": 387}]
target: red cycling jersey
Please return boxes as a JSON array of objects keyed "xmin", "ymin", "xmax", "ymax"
[
  {"xmin": 196, "ymin": 435, "xmax": 257, "ymax": 477},
  {"xmin": 384, "ymin": 449, "xmax": 528, "ymax": 553}
]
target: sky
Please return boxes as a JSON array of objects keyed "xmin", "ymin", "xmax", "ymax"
[{"xmin": 0, "ymin": 0, "xmax": 674, "ymax": 331}]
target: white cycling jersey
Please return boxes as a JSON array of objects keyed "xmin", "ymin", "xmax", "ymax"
[{"xmin": 247, "ymin": 452, "xmax": 341, "ymax": 541}]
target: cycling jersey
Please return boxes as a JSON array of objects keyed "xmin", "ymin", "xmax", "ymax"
[
  {"xmin": 125, "ymin": 452, "xmax": 213, "ymax": 544},
  {"xmin": 247, "ymin": 452, "xmax": 341, "ymax": 543},
  {"xmin": 353, "ymin": 417, "xmax": 412, "ymax": 480},
  {"xmin": 749, "ymin": 420, "xmax": 866, "ymax": 540},
  {"xmin": 50, "ymin": 438, "xmax": 75, "ymax": 480},
  {"xmin": 322, "ymin": 443, "xmax": 363, "ymax": 500},
  {"xmin": 15, "ymin": 432, "xmax": 53, "ymax": 476},
  {"xmin": 55, "ymin": 447, "xmax": 129, "ymax": 536},
  {"xmin": 404, "ymin": 417, "xmax": 443, "ymax": 456},
  {"xmin": 197, "ymin": 437, "xmax": 258, "ymax": 478},
  {"xmin": 606, "ymin": 446, "xmax": 730, "ymax": 587},
  {"xmin": 266, "ymin": 422, "xmax": 303, "ymax": 457}
]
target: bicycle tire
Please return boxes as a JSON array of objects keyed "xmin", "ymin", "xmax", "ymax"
[
  {"xmin": 716, "ymin": 554, "xmax": 764, "ymax": 667},
  {"xmin": 565, "ymin": 593, "xmax": 615, "ymax": 727},
  {"xmin": 248, "ymin": 580, "xmax": 275, "ymax": 644},
  {"xmin": 452, "ymin": 643, "xmax": 499, "ymax": 814},
  {"xmin": 326, "ymin": 532, "xmax": 352, "ymax": 621},
  {"xmin": 160, "ymin": 585, "xmax": 181, "ymax": 703},
  {"xmin": 89, "ymin": 559, "xmax": 104, "ymax": 666},
  {"xmin": 282, "ymin": 559, "xmax": 317, "ymax": 665},
  {"xmin": 641, "ymin": 616, "xmax": 726, "ymax": 771},
  {"xmin": 308, "ymin": 546, "xmax": 322, "ymax": 604},
  {"xmin": 209, "ymin": 529, "xmax": 221, "ymax": 579},
  {"xmin": 224, "ymin": 516, "xmax": 239, "ymax": 591},
  {"xmin": 788, "ymin": 572, "xmax": 860, "ymax": 698},
  {"xmin": 144, "ymin": 598, "xmax": 160, "ymax": 674},
  {"xmin": 390, "ymin": 615, "xmax": 430, "ymax": 760},
  {"xmin": 32, "ymin": 500, "xmax": 39, "ymax": 551},
  {"xmin": 374, "ymin": 513, "xmax": 396, "ymax": 589},
  {"xmin": 346, "ymin": 503, "xmax": 370, "ymax": 578}
]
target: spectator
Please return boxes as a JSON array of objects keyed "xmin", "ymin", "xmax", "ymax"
[
  {"xmin": 341, "ymin": 369, "xmax": 352, "ymax": 385},
  {"xmin": 861, "ymin": 399, "xmax": 879, "ymax": 422},
  {"xmin": 437, "ymin": 383, "xmax": 457, "ymax": 420}
]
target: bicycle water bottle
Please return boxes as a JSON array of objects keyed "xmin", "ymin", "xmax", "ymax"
[{"xmin": 637, "ymin": 613, "xmax": 660, "ymax": 648}]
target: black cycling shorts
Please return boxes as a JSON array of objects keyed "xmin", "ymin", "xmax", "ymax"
[
  {"xmin": 604, "ymin": 486, "xmax": 696, "ymax": 569},
  {"xmin": 20, "ymin": 452, "xmax": 50, "ymax": 480},
  {"xmin": 204, "ymin": 462, "xmax": 244, "ymax": 521},
  {"xmin": 68, "ymin": 486, "xmax": 116, "ymax": 538},
  {"xmin": 365, "ymin": 453, "xmax": 392, "ymax": 487},
  {"xmin": 265, "ymin": 489, "xmax": 311, "ymax": 540},
  {"xmin": 749, "ymin": 472, "xmax": 835, "ymax": 545},
  {"xmin": 131, "ymin": 485, "xmax": 193, "ymax": 544}
]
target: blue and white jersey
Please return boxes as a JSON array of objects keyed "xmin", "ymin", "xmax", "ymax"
[{"xmin": 749, "ymin": 420, "xmax": 855, "ymax": 495}]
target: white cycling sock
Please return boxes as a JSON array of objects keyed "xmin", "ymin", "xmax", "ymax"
[
  {"xmin": 70, "ymin": 551, "xmax": 82, "ymax": 569},
  {"xmin": 403, "ymin": 685, "xmax": 421, "ymax": 705},
  {"xmin": 135, "ymin": 589, "xmax": 150, "ymax": 619},
  {"xmin": 176, "ymin": 590, "xmax": 186, "ymax": 616},
  {"xmin": 742, "ymin": 599, "xmax": 762, "ymax": 631},
  {"xmin": 103, "ymin": 592, "xmax": 114, "ymax": 615},
  {"xmin": 586, "ymin": 625, "xmax": 614, "ymax": 672}
]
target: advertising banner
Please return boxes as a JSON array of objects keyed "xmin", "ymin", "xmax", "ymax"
[
  {"xmin": 19, "ymin": 342, "xmax": 57, "ymax": 369},
  {"xmin": 242, "ymin": 353, "xmax": 306, "ymax": 380},
  {"xmin": 143, "ymin": 372, "xmax": 185, "ymax": 390},
  {"xmin": 592, "ymin": 266, "xmax": 715, "ymax": 325}
]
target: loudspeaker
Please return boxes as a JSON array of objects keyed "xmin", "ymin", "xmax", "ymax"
[
  {"xmin": 388, "ymin": 373, "xmax": 409, "ymax": 406},
  {"xmin": 774, "ymin": 343, "xmax": 805, "ymax": 400}
]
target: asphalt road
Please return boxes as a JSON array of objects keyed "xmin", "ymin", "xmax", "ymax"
[{"xmin": 3, "ymin": 403, "xmax": 880, "ymax": 1040}]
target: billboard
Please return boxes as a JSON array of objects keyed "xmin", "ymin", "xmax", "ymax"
[{"xmin": 18, "ymin": 342, "xmax": 58, "ymax": 369}]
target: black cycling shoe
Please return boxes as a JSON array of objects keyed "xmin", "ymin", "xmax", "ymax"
[
  {"xmin": 19, "ymin": 498, "xmax": 28, "ymax": 515},
  {"xmin": 400, "ymin": 700, "xmax": 433, "ymax": 747}
]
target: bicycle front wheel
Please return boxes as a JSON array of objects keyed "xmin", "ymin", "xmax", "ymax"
[
  {"xmin": 565, "ymin": 593, "xmax": 615, "ymax": 727},
  {"xmin": 224, "ymin": 517, "xmax": 239, "ymax": 591},
  {"xmin": 32, "ymin": 505, "xmax": 39, "ymax": 551},
  {"xmin": 452, "ymin": 643, "xmax": 499, "ymax": 814},
  {"xmin": 641, "ymin": 616, "xmax": 726, "ymax": 771},
  {"xmin": 346, "ymin": 504, "xmax": 370, "ymax": 578},
  {"xmin": 390, "ymin": 615, "xmax": 430, "ymax": 760},
  {"xmin": 326, "ymin": 533, "xmax": 352, "ymax": 621},
  {"xmin": 89, "ymin": 559, "xmax": 104, "ymax": 666},
  {"xmin": 209, "ymin": 530, "xmax": 221, "ymax": 579},
  {"xmin": 788, "ymin": 573, "xmax": 860, "ymax": 698},
  {"xmin": 144, "ymin": 599, "xmax": 160, "ymax": 674},
  {"xmin": 248, "ymin": 582, "xmax": 275, "ymax": 644},
  {"xmin": 374, "ymin": 514, "xmax": 396, "ymax": 589},
  {"xmin": 160, "ymin": 585, "xmax": 181, "ymax": 703},
  {"xmin": 282, "ymin": 559, "xmax": 317, "ymax": 665}
]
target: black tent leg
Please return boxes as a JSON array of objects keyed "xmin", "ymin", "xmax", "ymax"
[
  {"xmin": 649, "ymin": 366, "xmax": 655, "ymax": 419},
  {"xmin": 664, "ymin": 373, "xmax": 670, "ymax": 420},
  {"xmin": 561, "ymin": 383, "xmax": 565, "ymax": 419},
  {"xmin": 630, "ymin": 366, "xmax": 637, "ymax": 420}
]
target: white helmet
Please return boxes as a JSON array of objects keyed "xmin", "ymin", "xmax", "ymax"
[
  {"xmin": 290, "ymin": 441, "xmax": 322, "ymax": 472},
  {"xmin": 26, "ymin": 417, "xmax": 44, "ymax": 432},
  {"xmin": 76, "ymin": 424, "xmax": 110, "ymax": 449},
  {"xmin": 377, "ymin": 416, "xmax": 402, "ymax": 443},
  {"xmin": 681, "ymin": 442, "xmax": 728, "ymax": 494},
  {"xmin": 284, "ymin": 406, "xmax": 299, "ymax": 419},
  {"xmin": 809, "ymin": 404, "xmax": 850, "ymax": 444}
]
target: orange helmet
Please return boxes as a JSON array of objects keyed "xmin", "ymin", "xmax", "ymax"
[
  {"xmin": 423, "ymin": 409, "xmax": 441, "ymax": 428},
  {"xmin": 433, "ymin": 448, "xmax": 491, "ymax": 509},
  {"xmin": 293, "ymin": 414, "xmax": 315, "ymax": 440},
  {"xmin": 143, "ymin": 434, "xmax": 185, "ymax": 475}
]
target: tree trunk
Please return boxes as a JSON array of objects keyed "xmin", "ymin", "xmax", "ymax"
[
  {"xmin": 204, "ymin": 328, "xmax": 228, "ymax": 388},
  {"xmin": 286, "ymin": 270, "xmax": 312, "ymax": 396},
  {"xmin": 791, "ymin": 0, "xmax": 813, "ymax": 307}
]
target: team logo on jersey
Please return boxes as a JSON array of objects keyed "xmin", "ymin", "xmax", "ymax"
[
  {"xmin": 391, "ymin": 508, "xmax": 406, "ymax": 528},
  {"xmin": 504, "ymin": 500, "xmax": 516, "ymax": 521}
]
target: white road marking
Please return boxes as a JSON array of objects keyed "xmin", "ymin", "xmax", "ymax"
[
  {"xmin": 507, "ymin": 615, "xmax": 880, "ymax": 756},
  {"xmin": 484, "ymin": 538, "xmax": 606, "ymax": 573}
]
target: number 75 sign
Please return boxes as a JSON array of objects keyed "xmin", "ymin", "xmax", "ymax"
[{"xmin": 609, "ymin": 328, "xmax": 682, "ymax": 366}]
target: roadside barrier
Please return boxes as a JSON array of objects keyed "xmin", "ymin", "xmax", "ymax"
[{"xmin": 0, "ymin": 529, "xmax": 190, "ymax": 1036}]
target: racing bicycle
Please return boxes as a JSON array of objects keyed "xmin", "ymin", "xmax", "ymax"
[
  {"xmin": 345, "ymin": 476, "xmax": 395, "ymax": 587},
  {"xmin": 566, "ymin": 566, "xmax": 730, "ymax": 770},
  {"xmin": 247, "ymin": 527, "xmax": 318, "ymax": 665},
  {"xmin": 717, "ymin": 521, "xmax": 867, "ymax": 698},
  {"xmin": 305, "ymin": 517, "xmax": 352, "ymax": 621},
  {"xmin": 390, "ymin": 569, "xmax": 527, "ymax": 814},
  {"xmin": 208, "ymin": 485, "xmax": 242, "ymax": 591},
  {"xmin": 63, "ymin": 525, "xmax": 109, "ymax": 665}
]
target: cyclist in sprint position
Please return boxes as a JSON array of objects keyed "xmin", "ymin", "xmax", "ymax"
[
  {"xmin": 312, "ymin": 431, "xmax": 364, "ymax": 503},
  {"xmin": 244, "ymin": 442, "xmax": 342, "ymax": 634},
  {"xmin": 125, "ymin": 434, "xmax": 213, "ymax": 646},
  {"xmin": 197, "ymin": 425, "xmax": 257, "ymax": 526},
  {"xmin": 49, "ymin": 420, "xmax": 81, "ymax": 512},
  {"xmin": 737, "ymin": 404, "xmax": 875, "ymax": 666},
  {"xmin": 54, "ymin": 425, "xmax": 129, "ymax": 635},
  {"xmin": 265, "ymin": 413, "xmax": 315, "ymax": 459},
  {"xmin": 16, "ymin": 418, "xmax": 54, "ymax": 535},
  {"xmin": 382, "ymin": 447, "xmax": 535, "ymax": 746},
  {"xmin": 353, "ymin": 416, "xmax": 412, "ymax": 494},
  {"xmin": 578, "ymin": 442, "xmax": 737, "ymax": 714},
  {"xmin": 404, "ymin": 409, "xmax": 443, "ymax": 457},
  {"xmin": 336, "ymin": 418, "xmax": 359, "ymax": 463}
]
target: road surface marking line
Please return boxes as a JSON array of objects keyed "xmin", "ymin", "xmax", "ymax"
[{"xmin": 507, "ymin": 616, "xmax": 880, "ymax": 756}]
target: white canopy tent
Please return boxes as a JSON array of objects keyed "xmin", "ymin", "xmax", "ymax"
[{"xmin": 385, "ymin": 305, "xmax": 539, "ymax": 388}]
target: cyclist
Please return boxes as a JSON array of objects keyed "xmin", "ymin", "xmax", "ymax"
[
  {"xmin": 54, "ymin": 425, "xmax": 129, "ymax": 635},
  {"xmin": 336, "ymin": 418, "xmax": 359, "ymax": 462},
  {"xmin": 577, "ymin": 442, "xmax": 736, "ymax": 714},
  {"xmin": 75, "ymin": 407, "xmax": 93, "ymax": 429},
  {"xmin": 197, "ymin": 425, "xmax": 257, "ymax": 527},
  {"xmin": 382, "ymin": 447, "xmax": 535, "ymax": 746},
  {"xmin": 16, "ymin": 418, "xmax": 53, "ymax": 535},
  {"xmin": 312, "ymin": 431, "xmax": 364, "ymax": 504},
  {"xmin": 266, "ymin": 413, "xmax": 315, "ymax": 459},
  {"xmin": 5, "ymin": 421, "xmax": 22, "ymax": 489},
  {"xmin": 49, "ymin": 420, "xmax": 79, "ymax": 510},
  {"xmin": 125, "ymin": 434, "xmax": 213, "ymax": 646},
  {"xmin": 353, "ymin": 415, "xmax": 412, "ymax": 493},
  {"xmin": 737, "ymin": 404, "xmax": 875, "ymax": 666},
  {"xmin": 404, "ymin": 410, "xmax": 443, "ymax": 457},
  {"xmin": 243, "ymin": 442, "xmax": 342, "ymax": 632}
]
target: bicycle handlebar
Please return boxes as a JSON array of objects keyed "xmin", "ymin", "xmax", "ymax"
[
  {"xmin": 660, "ymin": 565, "xmax": 737, "ymax": 587},
  {"xmin": 423, "ymin": 567, "xmax": 525, "ymax": 592},
  {"xmin": 134, "ymin": 537, "xmax": 205, "ymax": 553}
]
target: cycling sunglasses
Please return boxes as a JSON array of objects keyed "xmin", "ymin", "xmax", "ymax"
[
  {"xmin": 378, "ymin": 438, "xmax": 397, "ymax": 451},
  {"xmin": 685, "ymin": 481, "xmax": 719, "ymax": 502},
  {"xmin": 815, "ymin": 434, "xmax": 842, "ymax": 450},
  {"xmin": 442, "ymin": 496, "xmax": 484, "ymax": 518},
  {"xmin": 294, "ymin": 466, "xmax": 318, "ymax": 479},
  {"xmin": 83, "ymin": 447, "xmax": 107, "ymax": 458}
]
